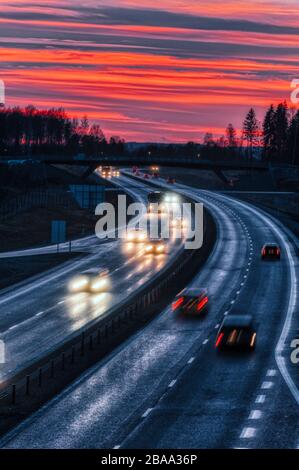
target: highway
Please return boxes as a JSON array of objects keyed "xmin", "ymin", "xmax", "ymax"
[
  {"xmin": 0, "ymin": 175, "xmax": 186, "ymax": 382},
  {"xmin": 1, "ymin": 174, "xmax": 298, "ymax": 449}
]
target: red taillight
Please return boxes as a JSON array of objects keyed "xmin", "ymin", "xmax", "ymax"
[
  {"xmin": 262, "ymin": 248, "xmax": 266, "ymax": 256},
  {"xmin": 197, "ymin": 296, "xmax": 208, "ymax": 312},
  {"xmin": 172, "ymin": 297, "xmax": 184, "ymax": 311},
  {"xmin": 215, "ymin": 332, "xmax": 224, "ymax": 348},
  {"xmin": 276, "ymin": 248, "xmax": 280, "ymax": 255}
]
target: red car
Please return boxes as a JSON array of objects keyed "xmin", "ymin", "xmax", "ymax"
[
  {"xmin": 261, "ymin": 243, "xmax": 280, "ymax": 260},
  {"xmin": 172, "ymin": 288, "xmax": 208, "ymax": 315}
]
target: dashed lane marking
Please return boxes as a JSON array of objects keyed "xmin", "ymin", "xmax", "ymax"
[
  {"xmin": 255, "ymin": 395, "xmax": 266, "ymax": 404},
  {"xmin": 142, "ymin": 408, "xmax": 153, "ymax": 418},
  {"xmin": 249, "ymin": 410, "xmax": 262, "ymax": 420},
  {"xmin": 240, "ymin": 427, "xmax": 256, "ymax": 439},
  {"xmin": 261, "ymin": 381, "xmax": 273, "ymax": 389}
]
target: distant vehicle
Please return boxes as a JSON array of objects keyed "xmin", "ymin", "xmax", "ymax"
[
  {"xmin": 112, "ymin": 167, "xmax": 120, "ymax": 177},
  {"xmin": 101, "ymin": 166, "xmax": 112, "ymax": 178},
  {"xmin": 132, "ymin": 166, "xmax": 138, "ymax": 173},
  {"xmin": 143, "ymin": 173, "xmax": 150, "ymax": 179},
  {"xmin": 147, "ymin": 191, "xmax": 166, "ymax": 213},
  {"xmin": 215, "ymin": 315, "xmax": 257, "ymax": 351},
  {"xmin": 145, "ymin": 239, "xmax": 166, "ymax": 254},
  {"xmin": 68, "ymin": 268, "xmax": 110, "ymax": 293},
  {"xmin": 167, "ymin": 177, "xmax": 175, "ymax": 184},
  {"xmin": 126, "ymin": 227, "xmax": 147, "ymax": 243},
  {"xmin": 150, "ymin": 166, "xmax": 159, "ymax": 172},
  {"xmin": 172, "ymin": 288, "xmax": 208, "ymax": 315},
  {"xmin": 164, "ymin": 192, "xmax": 180, "ymax": 204},
  {"xmin": 261, "ymin": 243, "xmax": 280, "ymax": 260},
  {"xmin": 153, "ymin": 172, "xmax": 159, "ymax": 178}
]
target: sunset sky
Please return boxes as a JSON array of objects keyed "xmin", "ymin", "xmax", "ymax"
[{"xmin": 1, "ymin": 0, "xmax": 299, "ymax": 142}]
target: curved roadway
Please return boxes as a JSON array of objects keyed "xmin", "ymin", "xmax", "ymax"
[{"xmin": 0, "ymin": 176, "xmax": 298, "ymax": 449}]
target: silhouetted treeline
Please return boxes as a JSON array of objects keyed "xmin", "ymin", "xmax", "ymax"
[
  {"xmin": 200, "ymin": 103, "xmax": 299, "ymax": 164},
  {"xmin": 0, "ymin": 106, "xmax": 125, "ymax": 157}
]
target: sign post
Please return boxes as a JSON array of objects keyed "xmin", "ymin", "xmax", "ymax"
[{"xmin": 51, "ymin": 220, "xmax": 66, "ymax": 252}]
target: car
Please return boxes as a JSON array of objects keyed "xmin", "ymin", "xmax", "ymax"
[
  {"xmin": 144, "ymin": 239, "xmax": 166, "ymax": 254},
  {"xmin": 143, "ymin": 173, "xmax": 150, "ymax": 179},
  {"xmin": 215, "ymin": 315, "xmax": 257, "ymax": 351},
  {"xmin": 164, "ymin": 192, "xmax": 180, "ymax": 204},
  {"xmin": 167, "ymin": 177, "xmax": 175, "ymax": 184},
  {"xmin": 126, "ymin": 227, "xmax": 147, "ymax": 242},
  {"xmin": 68, "ymin": 268, "xmax": 110, "ymax": 293},
  {"xmin": 172, "ymin": 288, "xmax": 208, "ymax": 315},
  {"xmin": 112, "ymin": 168, "xmax": 120, "ymax": 177},
  {"xmin": 261, "ymin": 243, "xmax": 280, "ymax": 260},
  {"xmin": 147, "ymin": 191, "xmax": 167, "ymax": 213}
]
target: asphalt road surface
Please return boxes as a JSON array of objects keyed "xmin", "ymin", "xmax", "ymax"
[
  {"xmin": 1, "ymin": 175, "xmax": 298, "ymax": 449},
  {"xmin": 0, "ymin": 175, "xmax": 185, "ymax": 381}
]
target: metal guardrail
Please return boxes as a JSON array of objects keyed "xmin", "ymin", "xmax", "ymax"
[{"xmin": 0, "ymin": 195, "xmax": 215, "ymax": 412}]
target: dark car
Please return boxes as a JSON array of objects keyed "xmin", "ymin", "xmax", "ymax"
[
  {"xmin": 215, "ymin": 315, "xmax": 257, "ymax": 351},
  {"xmin": 172, "ymin": 288, "xmax": 208, "ymax": 315},
  {"xmin": 261, "ymin": 243, "xmax": 280, "ymax": 260}
]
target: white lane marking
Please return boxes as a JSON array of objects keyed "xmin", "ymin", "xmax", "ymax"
[
  {"xmin": 236, "ymin": 290, "xmax": 240, "ymax": 295},
  {"xmin": 267, "ymin": 369, "xmax": 277, "ymax": 377},
  {"xmin": 35, "ymin": 311, "xmax": 44, "ymax": 317},
  {"xmin": 188, "ymin": 357, "xmax": 195, "ymax": 364},
  {"xmin": 255, "ymin": 395, "xmax": 266, "ymax": 404},
  {"xmin": 240, "ymin": 282, "xmax": 244, "ymax": 286},
  {"xmin": 8, "ymin": 324, "xmax": 18, "ymax": 331},
  {"xmin": 113, "ymin": 445, "xmax": 121, "ymax": 449},
  {"xmin": 57, "ymin": 300, "xmax": 65, "ymax": 305},
  {"xmin": 261, "ymin": 381, "xmax": 273, "ymax": 389},
  {"xmin": 249, "ymin": 410, "xmax": 262, "ymax": 420},
  {"xmin": 215, "ymin": 324, "xmax": 220, "ymax": 329},
  {"xmin": 230, "ymin": 300, "xmax": 235, "ymax": 304},
  {"xmin": 203, "ymin": 339, "xmax": 209, "ymax": 345},
  {"xmin": 223, "ymin": 311, "xmax": 229, "ymax": 316},
  {"xmin": 240, "ymin": 427, "xmax": 256, "ymax": 439},
  {"xmin": 212, "ymin": 193, "xmax": 299, "ymax": 407},
  {"xmin": 169, "ymin": 380, "xmax": 177, "ymax": 388},
  {"xmin": 142, "ymin": 408, "xmax": 153, "ymax": 418}
]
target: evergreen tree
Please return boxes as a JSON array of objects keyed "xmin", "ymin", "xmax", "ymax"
[
  {"xmin": 287, "ymin": 110, "xmax": 299, "ymax": 165},
  {"xmin": 243, "ymin": 108, "xmax": 259, "ymax": 159},
  {"xmin": 262, "ymin": 104, "xmax": 276, "ymax": 160},
  {"xmin": 226, "ymin": 123, "xmax": 237, "ymax": 147},
  {"xmin": 273, "ymin": 101, "xmax": 289, "ymax": 162}
]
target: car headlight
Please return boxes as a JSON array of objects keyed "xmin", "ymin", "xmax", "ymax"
[
  {"xmin": 157, "ymin": 245, "xmax": 164, "ymax": 252},
  {"xmin": 91, "ymin": 278, "xmax": 108, "ymax": 291},
  {"xmin": 69, "ymin": 276, "xmax": 88, "ymax": 292},
  {"xmin": 146, "ymin": 245, "xmax": 153, "ymax": 251}
]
